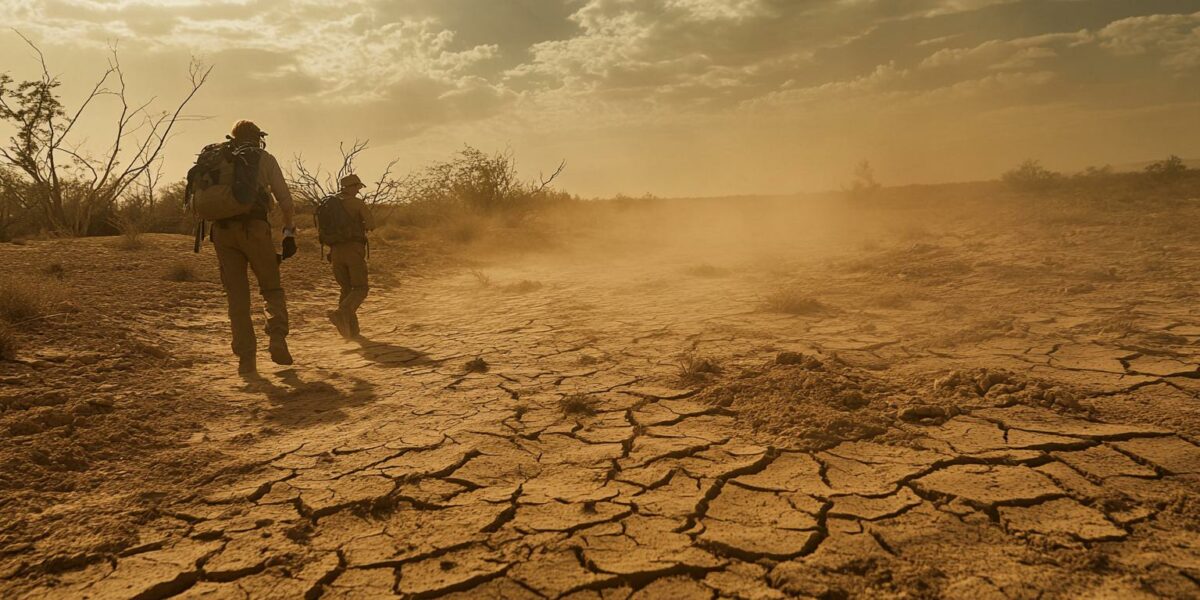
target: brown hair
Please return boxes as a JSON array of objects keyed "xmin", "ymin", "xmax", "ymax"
[{"xmin": 230, "ymin": 120, "xmax": 264, "ymax": 141}]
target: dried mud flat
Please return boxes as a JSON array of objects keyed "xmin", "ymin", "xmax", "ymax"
[{"xmin": 2, "ymin": 200, "xmax": 1200, "ymax": 599}]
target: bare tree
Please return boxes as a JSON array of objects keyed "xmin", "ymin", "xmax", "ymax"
[
  {"xmin": 0, "ymin": 33, "xmax": 210, "ymax": 235},
  {"xmin": 290, "ymin": 140, "xmax": 402, "ymax": 207}
]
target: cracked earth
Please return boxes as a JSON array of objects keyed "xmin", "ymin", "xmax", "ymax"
[{"xmin": 3, "ymin": 198, "xmax": 1200, "ymax": 598}]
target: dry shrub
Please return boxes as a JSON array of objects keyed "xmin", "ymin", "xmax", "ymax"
[
  {"xmin": 678, "ymin": 353, "xmax": 722, "ymax": 384},
  {"xmin": 0, "ymin": 324, "xmax": 17, "ymax": 360},
  {"xmin": 464, "ymin": 357, "xmax": 489, "ymax": 373},
  {"xmin": 765, "ymin": 288, "xmax": 827, "ymax": 315},
  {"xmin": 111, "ymin": 214, "xmax": 145, "ymax": 251},
  {"xmin": 165, "ymin": 262, "xmax": 197, "ymax": 282},
  {"xmin": 559, "ymin": 394, "xmax": 597, "ymax": 416},
  {"xmin": 0, "ymin": 276, "xmax": 64, "ymax": 324}
]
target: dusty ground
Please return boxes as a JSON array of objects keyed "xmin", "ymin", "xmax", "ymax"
[{"xmin": 1, "ymin": 193, "xmax": 1199, "ymax": 599}]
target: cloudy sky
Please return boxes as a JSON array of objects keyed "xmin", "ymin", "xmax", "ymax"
[{"xmin": 2, "ymin": 0, "xmax": 1198, "ymax": 196}]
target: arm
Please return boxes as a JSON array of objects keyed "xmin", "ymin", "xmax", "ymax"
[{"xmin": 262, "ymin": 152, "xmax": 295, "ymax": 230}]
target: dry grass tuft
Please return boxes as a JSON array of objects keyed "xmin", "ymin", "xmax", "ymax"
[
  {"xmin": 164, "ymin": 262, "xmax": 198, "ymax": 282},
  {"xmin": 112, "ymin": 214, "xmax": 145, "ymax": 251},
  {"xmin": 559, "ymin": 394, "xmax": 598, "ymax": 416},
  {"xmin": 765, "ymin": 288, "xmax": 827, "ymax": 315},
  {"xmin": 0, "ymin": 277, "xmax": 64, "ymax": 324},
  {"xmin": 678, "ymin": 353, "xmax": 722, "ymax": 384},
  {"xmin": 464, "ymin": 356, "xmax": 489, "ymax": 373}
]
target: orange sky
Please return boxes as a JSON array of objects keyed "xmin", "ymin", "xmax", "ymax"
[{"xmin": 2, "ymin": 0, "xmax": 1199, "ymax": 197}]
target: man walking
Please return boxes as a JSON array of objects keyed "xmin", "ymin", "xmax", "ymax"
[
  {"xmin": 323, "ymin": 174, "xmax": 373, "ymax": 339},
  {"xmin": 211, "ymin": 120, "xmax": 298, "ymax": 375}
]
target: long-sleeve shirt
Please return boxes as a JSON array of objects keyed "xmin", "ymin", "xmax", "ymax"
[{"xmin": 259, "ymin": 151, "xmax": 295, "ymax": 229}]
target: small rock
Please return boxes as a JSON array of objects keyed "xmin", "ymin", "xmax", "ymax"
[
  {"xmin": 898, "ymin": 405, "xmax": 945, "ymax": 422},
  {"xmin": 776, "ymin": 351, "xmax": 823, "ymax": 370}
]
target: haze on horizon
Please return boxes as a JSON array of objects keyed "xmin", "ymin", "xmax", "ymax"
[{"xmin": 1, "ymin": 0, "xmax": 1198, "ymax": 198}]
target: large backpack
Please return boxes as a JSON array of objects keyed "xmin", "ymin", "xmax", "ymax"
[
  {"xmin": 185, "ymin": 142, "xmax": 265, "ymax": 221},
  {"xmin": 314, "ymin": 194, "xmax": 363, "ymax": 246}
]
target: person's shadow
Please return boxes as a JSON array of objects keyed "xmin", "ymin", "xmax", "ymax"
[
  {"xmin": 352, "ymin": 335, "xmax": 437, "ymax": 368},
  {"xmin": 241, "ymin": 368, "xmax": 377, "ymax": 426}
]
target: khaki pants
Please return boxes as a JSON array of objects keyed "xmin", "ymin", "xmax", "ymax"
[
  {"xmin": 330, "ymin": 242, "xmax": 368, "ymax": 334},
  {"xmin": 213, "ymin": 219, "xmax": 288, "ymax": 358}
]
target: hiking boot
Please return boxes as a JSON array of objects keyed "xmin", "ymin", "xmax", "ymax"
[
  {"xmin": 238, "ymin": 355, "xmax": 257, "ymax": 375},
  {"xmin": 327, "ymin": 310, "xmax": 352, "ymax": 339},
  {"xmin": 268, "ymin": 337, "xmax": 293, "ymax": 365},
  {"xmin": 347, "ymin": 312, "xmax": 361, "ymax": 338}
]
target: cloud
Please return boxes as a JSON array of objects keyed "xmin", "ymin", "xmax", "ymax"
[{"xmin": 1098, "ymin": 11, "xmax": 1200, "ymax": 70}]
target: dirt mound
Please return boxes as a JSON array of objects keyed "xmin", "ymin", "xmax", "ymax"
[
  {"xmin": 931, "ymin": 367, "xmax": 1082, "ymax": 411},
  {"xmin": 696, "ymin": 356, "xmax": 1087, "ymax": 450},
  {"xmin": 697, "ymin": 353, "xmax": 895, "ymax": 450}
]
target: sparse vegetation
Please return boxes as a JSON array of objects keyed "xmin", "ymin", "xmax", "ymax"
[
  {"xmin": 559, "ymin": 393, "xmax": 597, "ymax": 416},
  {"xmin": 111, "ymin": 214, "xmax": 145, "ymax": 251},
  {"xmin": 1144, "ymin": 155, "xmax": 1187, "ymax": 181},
  {"xmin": 678, "ymin": 353, "xmax": 722, "ymax": 384},
  {"xmin": 464, "ymin": 356, "xmax": 489, "ymax": 373},
  {"xmin": 0, "ymin": 276, "xmax": 63, "ymax": 324},
  {"xmin": 1002, "ymin": 159, "xmax": 1062, "ymax": 192},
  {"xmin": 165, "ymin": 262, "xmax": 197, "ymax": 282},
  {"xmin": 765, "ymin": 288, "xmax": 827, "ymax": 315}
]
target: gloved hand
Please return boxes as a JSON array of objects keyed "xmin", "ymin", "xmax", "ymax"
[{"xmin": 280, "ymin": 227, "xmax": 297, "ymax": 260}]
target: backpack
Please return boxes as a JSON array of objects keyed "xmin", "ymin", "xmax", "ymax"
[
  {"xmin": 314, "ymin": 194, "xmax": 363, "ymax": 246},
  {"xmin": 185, "ymin": 142, "xmax": 265, "ymax": 221}
]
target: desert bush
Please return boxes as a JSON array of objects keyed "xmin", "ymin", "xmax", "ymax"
[
  {"xmin": 1002, "ymin": 159, "xmax": 1063, "ymax": 192},
  {"xmin": 0, "ymin": 324, "xmax": 16, "ymax": 360},
  {"xmin": 678, "ymin": 353, "xmax": 722, "ymax": 384},
  {"xmin": 0, "ymin": 277, "xmax": 64, "ymax": 324},
  {"xmin": 765, "ymin": 288, "xmax": 827, "ymax": 315},
  {"xmin": 111, "ymin": 213, "xmax": 144, "ymax": 250},
  {"xmin": 1144, "ymin": 155, "xmax": 1188, "ymax": 181},
  {"xmin": 559, "ymin": 394, "xmax": 597, "ymax": 416},
  {"xmin": 164, "ymin": 262, "xmax": 197, "ymax": 282},
  {"xmin": 464, "ymin": 357, "xmax": 489, "ymax": 373}
]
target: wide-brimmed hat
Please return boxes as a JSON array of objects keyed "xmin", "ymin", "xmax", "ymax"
[{"xmin": 340, "ymin": 174, "xmax": 366, "ymax": 190}]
